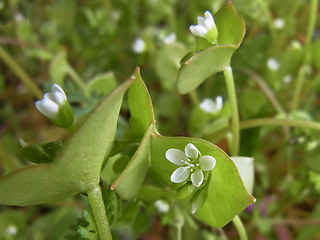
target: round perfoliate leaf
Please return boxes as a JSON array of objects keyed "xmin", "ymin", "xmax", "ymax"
[
  {"xmin": 176, "ymin": 2, "xmax": 246, "ymax": 94},
  {"xmin": 151, "ymin": 135, "xmax": 255, "ymax": 228}
]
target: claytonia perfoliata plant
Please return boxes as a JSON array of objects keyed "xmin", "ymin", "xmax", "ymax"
[
  {"xmin": 166, "ymin": 143, "xmax": 216, "ymax": 187},
  {"xmin": 200, "ymin": 96, "xmax": 223, "ymax": 114},
  {"xmin": 189, "ymin": 10, "xmax": 218, "ymax": 44},
  {"xmin": 35, "ymin": 84, "xmax": 74, "ymax": 130}
]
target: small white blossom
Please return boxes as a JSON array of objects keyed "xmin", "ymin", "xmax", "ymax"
[
  {"xmin": 15, "ymin": 13, "xmax": 25, "ymax": 23},
  {"xmin": 200, "ymin": 96, "xmax": 223, "ymax": 114},
  {"xmin": 267, "ymin": 58, "xmax": 280, "ymax": 71},
  {"xmin": 132, "ymin": 37, "xmax": 145, "ymax": 53},
  {"xmin": 190, "ymin": 11, "xmax": 218, "ymax": 43},
  {"xmin": 283, "ymin": 75, "xmax": 292, "ymax": 84},
  {"xmin": 273, "ymin": 18, "xmax": 285, "ymax": 29},
  {"xmin": 163, "ymin": 32, "xmax": 176, "ymax": 45},
  {"xmin": 35, "ymin": 84, "xmax": 74, "ymax": 129},
  {"xmin": 6, "ymin": 225, "xmax": 17, "ymax": 236},
  {"xmin": 154, "ymin": 200, "xmax": 170, "ymax": 213},
  {"xmin": 166, "ymin": 143, "xmax": 216, "ymax": 187},
  {"xmin": 35, "ymin": 84, "xmax": 67, "ymax": 119}
]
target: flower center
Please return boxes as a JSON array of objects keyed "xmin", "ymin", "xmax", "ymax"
[{"xmin": 180, "ymin": 159, "xmax": 200, "ymax": 172}]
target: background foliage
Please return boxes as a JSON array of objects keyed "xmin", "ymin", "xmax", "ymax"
[{"xmin": 0, "ymin": 0, "xmax": 320, "ymax": 239}]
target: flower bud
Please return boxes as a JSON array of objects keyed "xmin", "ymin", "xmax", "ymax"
[{"xmin": 35, "ymin": 84, "xmax": 74, "ymax": 130}]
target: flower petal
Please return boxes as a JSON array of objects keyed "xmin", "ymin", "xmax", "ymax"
[
  {"xmin": 166, "ymin": 149, "xmax": 187, "ymax": 166},
  {"xmin": 171, "ymin": 167, "xmax": 190, "ymax": 183},
  {"xmin": 52, "ymin": 84, "xmax": 67, "ymax": 100},
  {"xmin": 204, "ymin": 11, "xmax": 215, "ymax": 29},
  {"xmin": 191, "ymin": 170, "xmax": 204, "ymax": 187},
  {"xmin": 199, "ymin": 155, "xmax": 216, "ymax": 171},
  {"xmin": 189, "ymin": 25, "xmax": 207, "ymax": 37},
  {"xmin": 35, "ymin": 99, "xmax": 59, "ymax": 119},
  {"xmin": 197, "ymin": 16, "xmax": 206, "ymax": 27},
  {"xmin": 52, "ymin": 91, "xmax": 66, "ymax": 105},
  {"xmin": 200, "ymin": 98, "xmax": 215, "ymax": 113},
  {"xmin": 185, "ymin": 143, "xmax": 199, "ymax": 159},
  {"xmin": 215, "ymin": 96, "xmax": 223, "ymax": 111}
]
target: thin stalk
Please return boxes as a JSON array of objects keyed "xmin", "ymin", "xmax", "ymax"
[
  {"xmin": 291, "ymin": 65, "xmax": 309, "ymax": 111},
  {"xmin": 87, "ymin": 186, "xmax": 112, "ymax": 240},
  {"xmin": 177, "ymin": 225, "xmax": 182, "ymax": 240},
  {"xmin": 291, "ymin": 0, "xmax": 317, "ymax": 110},
  {"xmin": 223, "ymin": 67, "xmax": 240, "ymax": 156},
  {"xmin": 67, "ymin": 66, "xmax": 87, "ymax": 91},
  {"xmin": 232, "ymin": 215, "xmax": 248, "ymax": 240},
  {"xmin": 239, "ymin": 68, "xmax": 286, "ymax": 114},
  {"xmin": 206, "ymin": 118, "xmax": 320, "ymax": 141},
  {"xmin": 189, "ymin": 91, "xmax": 200, "ymax": 105},
  {"xmin": 0, "ymin": 46, "xmax": 42, "ymax": 99},
  {"xmin": 304, "ymin": 0, "xmax": 318, "ymax": 63},
  {"xmin": 256, "ymin": 0, "xmax": 276, "ymax": 43}
]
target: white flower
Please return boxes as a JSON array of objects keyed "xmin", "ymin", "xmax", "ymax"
[
  {"xmin": 273, "ymin": 18, "xmax": 285, "ymax": 29},
  {"xmin": 200, "ymin": 96, "xmax": 223, "ymax": 114},
  {"xmin": 163, "ymin": 32, "xmax": 176, "ymax": 45},
  {"xmin": 35, "ymin": 84, "xmax": 74, "ymax": 129},
  {"xmin": 283, "ymin": 75, "xmax": 292, "ymax": 84},
  {"xmin": 154, "ymin": 200, "xmax": 170, "ymax": 213},
  {"xmin": 166, "ymin": 143, "xmax": 216, "ymax": 187},
  {"xmin": 6, "ymin": 225, "xmax": 17, "ymax": 236},
  {"xmin": 267, "ymin": 58, "xmax": 280, "ymax": 71},
  {"xmin": 132, "ymin": 37, "xmax": 145, "ymax": 53},
  {"xmin": 190, "ymin": 11, "xmax": 218, "ymax": 43}
]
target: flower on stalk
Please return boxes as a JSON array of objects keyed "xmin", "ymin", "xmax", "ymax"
[
  {"xmin": 166, "ymin": 143, "xmax": 216, "ymax": 187},
  {"xmin": 189, "ymin": 10, "xmax": 218, "ymax": 44},
  {"xmin": 35, "ymin": 84, "xmax": 74, "ymax": 130},
  {"xmin": 200, "ymin": 96, "xmax": 223, "ymax": 114}
]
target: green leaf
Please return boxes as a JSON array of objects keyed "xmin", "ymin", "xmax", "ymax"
[
  {"xmin": 0, "ymin": 78, "xmax": 133, "ymax": 206},
  {"xmin": 176, "ymin": 2, "xmax": 245, "ymax": 94},
  {"xmin": 150, "ymin": 135, "xmax": 254, "ymax": 227},
  {"xmin": 85, "ymin": 72, "xmax": 117, "ymax": 97},
  {"xmin": 111, "ymin": 124, "xmax": 153, "ymax": 200},
  {"xmin": 19, "ymin": 141, "xmax": 63, "ymax": 164},
  {"xmin": 128, "ymin": 67, "xmax": 156, "ymax": 134}
]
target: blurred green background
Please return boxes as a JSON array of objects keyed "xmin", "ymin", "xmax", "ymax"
[{"xmin": 1, "ymin": 0, "xmax": 320, "ymax": 239}]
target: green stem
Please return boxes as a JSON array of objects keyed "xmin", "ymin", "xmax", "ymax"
[
  {"xmin": 223, "ymin": 67, "xmax": 240, "ymax": 156},
  {"xmin": 291, "ymin": 0, "xmax": 317, "ymax": 110},
  {"xmin": 67, "ymin": 66, "xmax": 87, "ymax": 91},
  {"xmin": 206, "ymin": 118, "xmax": 320, "ymax": 141},
  {"xmin": 177, "ymin": 225, "xmax": 182, "ymax": 240},
  {"xmin": 232, "ymin": 215, "xmax": 248, "ymax": 240},
  {"xmin": 291, "ymin": 65, "xmax": 309, "ymax": 111},
  {"xmin": 87, "ymin": 186, "xmax": 112, "ymax": 240},
  {"xmin": 256, "ymin": 0, "xmax": 276, "ymax": 44},
  {"xmin": 189, "ymin": 91, "xmax": 200, "ymax": 105},
  {"xmin": 304, "ymin": 0, "xmax": 317, "ymax": 63},
  {"xmin": 0, "ymin": 46, "xmax": 43, "ymax": 99},
  {"xmin": 239, "ymin": 68, "xmax": 286, "ymax": 114}
]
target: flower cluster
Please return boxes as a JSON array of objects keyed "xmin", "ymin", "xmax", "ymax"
[
  {"xmin": 35, "ymin": 84, "xmax": 74, "ymax": 130},
  {"xmin": 166, "ymin": 143, "xmax": 216, "ymax": 187},
  {"xmin": 189, "ymin": 10, "xmax": 218, "ymax": 44}
]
